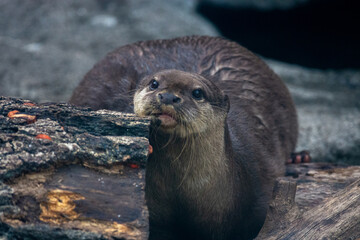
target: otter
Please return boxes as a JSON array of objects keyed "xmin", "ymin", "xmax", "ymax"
[{"xmin": 70, "ymin": 36, "xmax": 298, "ymax": 240}]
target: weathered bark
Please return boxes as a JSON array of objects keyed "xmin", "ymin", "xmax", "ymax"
[
  {"xmin": 0, "ymin": 96, "xmax": 150, "ymax": 180},
  {"xmin": 0, "ymin": 97, "xmax": 150, "ymax": 240},
  {"xmin": 256, "ymin": 165, "xmax": 360, "ymax": 240},
  {"xmin": 286, "ymin": 163, "xmax": 360, "ymax": 212}
]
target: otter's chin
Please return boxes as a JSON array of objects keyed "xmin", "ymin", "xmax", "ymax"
[{"xmin": 157, "ymin": 114, "xmax": 177, "ymax": 128}]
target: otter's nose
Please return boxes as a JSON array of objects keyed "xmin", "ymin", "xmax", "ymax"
[{"xmin": 158, "ymin": 92, "xmax": 181, "ymax": 105}]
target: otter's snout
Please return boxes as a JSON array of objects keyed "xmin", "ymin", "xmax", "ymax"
[{"xmin": 158, "ymin": 92, "xmax": 181, "ymax": 105}]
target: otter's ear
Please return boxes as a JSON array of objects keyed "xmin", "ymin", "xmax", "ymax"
[{"xmin": 223, "ymin": 94, "xmax": 230, "ymax": 113}]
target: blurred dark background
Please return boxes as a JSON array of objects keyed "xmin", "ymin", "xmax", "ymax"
[{"xmin": 197, "ymin": 0, "xmax": 360, "ymax": 69}]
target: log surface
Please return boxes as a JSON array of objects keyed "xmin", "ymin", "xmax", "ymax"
[
  {"xmin": 256, "ymin": 164, "xmax": 360, "ymax": 240},
  {"xmin": 0, "ymin": 96, "xmax": 150, "ymax": 180},
  {"xmin": 0, "ymin": 97, "xmax": 150, "ymax": 240},
  {"xmin": 1, "ymin": 97, "xmax": 359, "ymax": 239}
]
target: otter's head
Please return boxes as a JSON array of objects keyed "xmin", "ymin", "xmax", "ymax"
[{"xmin": 134, "ymin": 69, "xmax": 229, "ymax": 137}]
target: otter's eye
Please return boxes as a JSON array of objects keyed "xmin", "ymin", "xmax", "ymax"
[
  {"xmin": 149, "ymin": 79, "xmax": 159, "ymax": 90},
  {"xmin": 192, "ymin": 89, "xmax": 204, "ymax": 100}
]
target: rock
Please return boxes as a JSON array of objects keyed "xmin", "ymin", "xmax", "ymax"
[
  {"xmin": 199, "ymin": 0, "xmax": 311, "ymax": 10},
  {"xmin": 267, "ymin": 59, "xmax": 360, "ymax": 165},
  {"xmin": 197, "ymin": 0, "xmax": 360, "ymax": 69},
  {"xmin": 0, "ymin": 0, "xmax": 218, "ymax": 103}
]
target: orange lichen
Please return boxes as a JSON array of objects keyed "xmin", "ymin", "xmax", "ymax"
[
  {"xmin": 39, "ymin": 189, "xmax": 142, "ymax": 238},
  {"xmin": 23, "ymin": 102, "xmax": 36, "ymax": 106},
  {"xmin": 64, "ymin": 219, "xmax": 142, "ymax": 238},
  {"xmin": 40, "ymin": 189, "xmax": 85, "ymax": 224},
  {"xmin": 129, "ymin": 163, "xmax": 140, "ymax": 169},
  {"xmin": 148, "ymin": 144, "xmax": 153, "ymax": 155},
  {"xmin": 103, "ymin": 221, "xmax": 141, "ymax": 237},
  {"xmin": 7, "ymin": 110, "xmax": 37, "ymax": 123},
  {"xmin": 35, "ymin": 134, "xmax": 52, "ymax": 141},
  {"xmin": 7, "ymin": 110, "xmax": 19, "ymax": 118}
]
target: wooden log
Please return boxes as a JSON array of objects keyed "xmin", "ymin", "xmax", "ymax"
[
  {"xmin": 0, "ymin": 96, "xmax": 150, "ymax": 180},
  {"xmin": 256, "ymin": 176, "xmax": 360, "ymax": 239},
  {"xmin": 1, "ymin": 97, "xmax": 360, "ymax": 239},
  {"xmin": 0, "ymin": 96, "xmax": 150, "ymax": 240}
]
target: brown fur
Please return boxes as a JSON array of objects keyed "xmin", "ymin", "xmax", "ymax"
[{"xmin": 70, "ymin": 36, "xmax": 298, "ymax": 240}]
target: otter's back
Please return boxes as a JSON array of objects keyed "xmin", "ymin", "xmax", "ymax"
[{"xmin": 70, "ymin": 36, "xmax": 298, "ymax": 164}]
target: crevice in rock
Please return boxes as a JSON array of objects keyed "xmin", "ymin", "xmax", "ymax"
[{"xmin": 197, "ymin": 0, "xmax": 360, "ymax": 69}]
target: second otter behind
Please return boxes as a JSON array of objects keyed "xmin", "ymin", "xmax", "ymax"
[{"xmin": 70, "ymin": 36, "xmax": 298, "ymax": 240}]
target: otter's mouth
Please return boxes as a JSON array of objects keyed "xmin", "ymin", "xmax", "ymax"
[{"xmin": 152, "ymin": 111, "xmax": 177, "ymax": 128}]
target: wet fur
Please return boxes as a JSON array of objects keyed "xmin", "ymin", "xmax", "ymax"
[{"xmin": 70, "ymin": 36, "xmax": 298, "ymax": 239}]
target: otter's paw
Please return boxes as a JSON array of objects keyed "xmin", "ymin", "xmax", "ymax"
[{"xmin": 287, "ymin": 150, "xmax": 311, "ymax": 164}]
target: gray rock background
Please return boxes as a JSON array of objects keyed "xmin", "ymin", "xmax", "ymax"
[
  {"xmin": 0, "ymin": 0, "xmax": 217, "ymax": 102},
  {"xmin": 0, "ymin": 0, "xmax": 359, "ymax": 164},
  {"xmin": 267, "ymin": 60, "xmax": 360, "ymax": 164},
  {"xmin": 201, "ymin": 0, "xmax": 312, "ymax": 10}
]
